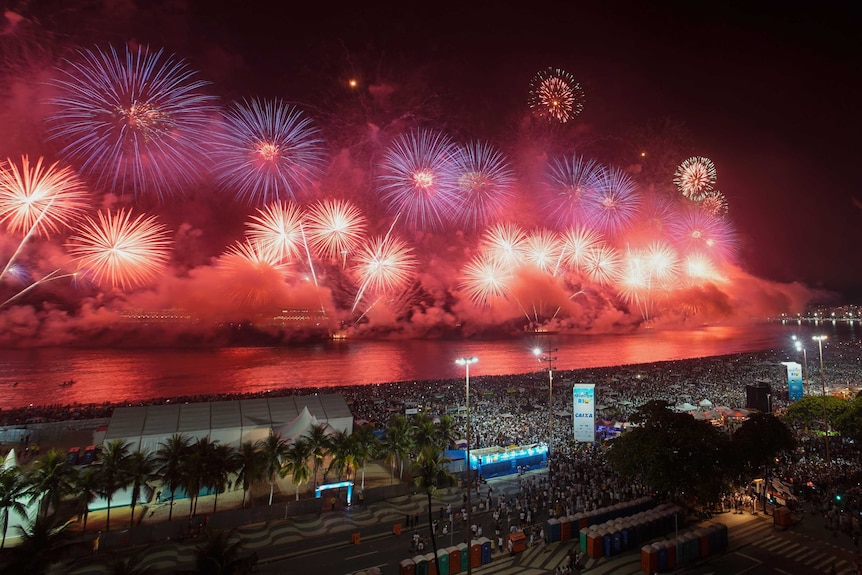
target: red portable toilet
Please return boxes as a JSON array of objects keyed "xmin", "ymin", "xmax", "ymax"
[
  {"xmin": 470, "ymin": 539, "xmax": 482, "ymax": 568},
  {"xmin": 641, "ymin": 544, "xmax": 657, "ymax": 574},
  {"xmin": 424, "ymin": 553, "xmax": 437, "ymax": 575},
  {"xmin": 560, "ymin": 516, "xmax": 571, "ymax": 541},
  {"xmin": 447, "ymin": 546, "xmax": 460, "ymax": 574},
  {"xmin": 400, "ymin": 558, "xmax": 416, "ymax": 575}
]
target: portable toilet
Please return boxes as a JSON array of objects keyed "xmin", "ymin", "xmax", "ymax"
[
  {"xmin": 546, "ymin": 517, "xmax": 561, "ymax": 542},
  {"xmin": 81, "ymin": 445, "xmax": 97, "ymax": 465},
  {"xmin": 447, "ymin": 546, "xmax": 460, "ymax": 574},
  {"xmin": 435, "ymin": 549, "xmax": 449, "ymax": 575},
  {"xmin": 400, "ymin": 558, "xmax": 416, "ymax": 575},
  {"xmin": 65, "ymin": 447, "xmax": 80, "ymax": 466},
  {"xmin": 479, "ymin": 537, "xmax": 492, "ymax": 564},
  {"xmin": 579, "ymin": 526, "xmax": 590, "ymax": 555},
  {"xmin": 414, "ymin": 554, "xmax": 428, "ymax": 575},
  {"xmin": 470, "ymin": 539, "xmax": 482, "ymax": 568},
  {"xmin": 586, "ymin": 528, "xmax": 603, "ymax": 559},
  {"xmin": 457, "ymin": 542, "xmax": 469, "ymax": 571},
  {"xmin": 424, "ymin": 552, "xmax": 437, "ymax": 575},
  {"xmin": 640, "ymin": 544, "xmax": 657, "ymax": 574},
  {"xmin": 559, "ymin": 516, "xmax": 571, "ymax": 541}
]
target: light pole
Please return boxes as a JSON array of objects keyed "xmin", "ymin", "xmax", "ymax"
[
  {"xmin": 533, "ymin": 345, "xmax": 557, "ymax": 457},
  {"xmin": 813, "ymin": 335, "xmax": 829, "ymax": 466},
  {"xmin": 456, "ymin": 356, "xmax": 477, "ymax": 574}
]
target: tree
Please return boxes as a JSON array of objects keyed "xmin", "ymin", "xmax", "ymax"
[
  {"xmin": 0, "ymin": 514, "xmax": 76, "ymax": 574},
  {"xmin": 185, "ymin": 528, "xmax": 258, "ymax": 575},
  {"xmin": 69, "ymin": 465, "xmax": 99, "ymax": 534},
  {"xmin": 304, "ymin": 424, "xmax": 331, "ymax": 491},
  {"xmin": 257, "ymin": 432, "xmax": 289, "ymax": 506},
  {"xmin": 381, "ymin": 415, "xmax": 412, "ymax": 483},
  {"xmin": 208, "ymin": 443, "xmax": 237, "ymax": 514},
  {"xmin": 328, "ymin": 430, "xmax": 356, "ymax": 481},
  {"xmin": 126, "ymin": 449, "xmax": 159, "ymax": 528},
  {"xmin": 435, "ymin": 414, "xmax": 457, "ymax": 451},
  {"xmin": 607, "ymin": 400, "xmax": 731, "ymax": 505},
  {"xmin": 351, "ymin": 425, "xmax": 378, "ymax": 491},
  {"xmin": 183, "ymin": 437, "xmax": 216, "ymax": 517},
  {"xmin": 232, "ymin": 441, "xmax": 262, "ymax": 508},
  {"xmin": 411, "ymin": 413, "xmax": 438, "ymax": 451},
  {"xmin": 784, "ymin": 395, "xmax": 849, "ymax": 427},
  {"xmin": 731, "ymin": 413, "xmax": 797, "ymax": 480},
  {"xmin": 283, "ymin": 438, "xmax": 312, "ymax": 501},
  {"xmin": 24, "ymin": 448, "xmax": 74, "ymax": 520},
  {"xmin": 411, "ymin": 446, "xmax": 456, "ymax": 575},
  {"xmin": 97, "ymin": 439, "xmax": 132, "ymax": 532},
  {"xmin": 0, "ymin": 467, "xmax": 28, "ymax": 549},
  {"xmin": 155, "ymin": 433, "xmax": 191, "ymax": 521}
]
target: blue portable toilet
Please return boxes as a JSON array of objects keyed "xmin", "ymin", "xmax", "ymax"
[
  {"xmin": 546, "ymin": 518, "xmax": 561, "ymax": 543},
  {"xmin": 479, "ymin": 537, "xmax": 492, "ymax": 564}
]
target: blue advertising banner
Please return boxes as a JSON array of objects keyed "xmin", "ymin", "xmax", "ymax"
[
  {"xmin": 781, "ymin": 361, "xmax": 803, "ymax": 401},
  {"xmin": 572, "ymin": 384, "xmax": 596, "ymax": 443}
]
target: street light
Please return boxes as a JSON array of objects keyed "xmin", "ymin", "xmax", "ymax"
[
  {"xmin": 792, "ymin": 336, "xmax": 809, "ymax": 395},
  {"xmin": 533, "ymin": 345, "xmax": 557, "ymax": 457},
  {"xmin": 813, "ymin": 335, "xmax": 829, "ymax": 465},
  {"xmin": 455, "ymin": 355, "xmax": 477, "ymax": 573}
]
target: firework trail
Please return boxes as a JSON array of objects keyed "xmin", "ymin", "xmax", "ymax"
[
  {"xmin": 528, "ymin": 67, "xmax": 585, "ymax": 123},
  {"xmin": 46, "ymin": 44, "xmax": 218, "ymax": 201},
  {"xmin": 65, "ymin": 208, "xmax": 172, "ymax": 289},
  {"xmin": 376, "ymin": 129, "xmax": 459, "ymax": 231},
  {"xmin": 451, "ymin": 141, "xmax": 516, "ymax": 230},
  {"xmin": 213, "ymin": 98, "xmax": 326, "ymax": 205},
  {"xmin": 304, "ymin": 199, "xmax": 367, "ymax": 266},
  {"xmin": 543, "ymin": 155, "xmax": 602, "ymax": 229},
  {"xmin": 674, "ymin": 156, "xmax": 717, "ymax": 201},
  {"xmin": 0, "ymin": 269, "xmax": 79, "ymax": 310},
  {"xmin": 0, "ymin": 155, "xmax": 90, "ymax": 236}
]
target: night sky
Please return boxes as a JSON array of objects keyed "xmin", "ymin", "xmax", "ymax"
[{"xmin": 0, "ymin": 0, "xmax": 860, "ymax": 346}]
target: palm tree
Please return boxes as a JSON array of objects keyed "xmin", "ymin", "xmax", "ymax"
[
  {"xmin": 183, "ymin": 437, "xmax": 216, "ymax": 517},
  {"xmin": 232, "ymin": 441, "xmax": 262, "ymax": 508},
  {"xmin": 283, "ymin": 438, "xmax": 312, "ymax": 501},
  {"xmin": 69, "ymin": 465, "xmax": 99, "ymax": 534},
  {"xmin": 208, "ymin": 443, "xmax": 237, "ymax": 514},
  {"xmin": 327, "ymin": 430, "xmax": 356, "ymax": 481},
  {"xmin": 435, "ymin": 414, "xmax": 457, "ymax": 451},
  {"xmin": 381, "ymin": 415, "xmax": 413, "ymax": 483},
  {"xmin": 98, "ymin": 439, "xmax": 132, "ymax": 532},
  {"xmin": 412, "ymin": 413, "xmax": 438, "ymax": 450},
  {"xmin": 126, "ymin": 449, "xmax": 159, "ymax": 528},
  {"xmin": 24, "ymin": 448, "xmax": 74, "ymax": 520},
  {"xmin": 185, "ymin": 528, "xmax": 258, "ymax": 575},
  {"xmin": 351, "ymin": 425, "xmax": 378, "ymax": 491},
  {"xmin": 0, "ymin": 467, "xmax": 28, "ymax": 549},
  {"xmin": 257, "ymin": 432, "xmax": 289, "ymax": 506},
  {"xmin": 1, "ymin": 514, "xmax": 76, "ymax": 574},
  {"xmin": 304, "ymin": 423, "xmax": 331, "ymax": 490},
  {"xmin": 411, "ymin": 446, "xmax": 456, "ymax": 575},
  {"xmin": 155, "ymin": 433, "xmax": 191, "ymax": 521}
]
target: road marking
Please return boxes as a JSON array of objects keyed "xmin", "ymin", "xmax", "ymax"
[{"xmin": 344, "ymin": 551, "xmax": 379, "ymax": 560}]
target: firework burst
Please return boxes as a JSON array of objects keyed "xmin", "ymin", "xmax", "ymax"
[
  {"xmin": 218, "ymin": 239, "xmax": 292, "ymax": 307},
  {"xmin": 459, "ymin": 254, "xmax": 513, "ymax": 306},
  {"xmin": 480, "ymin": 222, "xmax": 528, "ymax": 267},
  {"xmin": 581, "ymin": 244, "xmax": 622, "ymax": 286},
  {"xmin": 543, "ymin": 155, "xmax": 602, "ymax": 229},
  {"xmin": 245, "ymin": 201, "xmax": 306, "ymax": 263},
  {"xmin": 451, "ymin": 141, "xmax": 516, "ymax": 230},
  {"xmin": 65, "ymin": 208, "xmax": 172, "ymax": 289},
  {"xmin": 46, "ymin": 44, "xmax": 218, "ymax": 200},
  {"xmin": 376, "ymin": 129, "xmax": 459, "ymax": 231},
  {"xmin": 559, "ymin": 226, "xmax": 604, "ymax": 271},
  {"xmin": 586, "ymin": 167, "xmax": 641, "ymax": 237},
  {"xmin": 213, "ymin": 98, "xmax": 326, "ymax": 205},
  {"xmin": 699, "ymin": 190, "xmax": 729, "ymax": 217},
  {"xmin": 669, "ymin": 206, "xmax": 737, "ymax": 263},
  {"xmin": 304, "ymin": 199, "xmax": 367, "ymax": 264},
  {"xmin": 674, "ymin": 156, "xmax": 717, "ymax": 201},
  {"xmin": 0, "ymin": 155, "xmax": 90, "ymax": 236},
  {"xmin": 352, "ymin": 234, "xmax": 417, "ymax": 310},
  {"xmin": 523, "ymin": 228, "xmax": 563, "ymax": 274},
  {"xmin": 528, "ymin": 67, "xmax": 585, "ymax": 123}
]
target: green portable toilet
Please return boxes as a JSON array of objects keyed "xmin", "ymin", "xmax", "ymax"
[{"xmin": 435, "ymin": 548, "xmax": 450, "ymax": 575}]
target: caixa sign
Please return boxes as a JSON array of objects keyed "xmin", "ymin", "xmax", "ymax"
[{"xmin": 574, "ymin": 413, "xmax": 593, "ymax": 418}]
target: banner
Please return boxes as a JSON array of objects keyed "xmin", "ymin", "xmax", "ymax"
[
  {"xmin": 572, "ymin": 384, "xmax": 596, "ymax": 443},
  {"xmin": 781, "ymin": 361, "xmax": 803, "ymax": 401}
]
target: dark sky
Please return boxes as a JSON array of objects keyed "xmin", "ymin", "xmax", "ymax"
[
  {"xmin": 4, "ymin": 0, "xmax": 861, "ymax": 303},
  {"xmin": 184, "ymin": 0, "xmax": 862, "ymax": 301}
]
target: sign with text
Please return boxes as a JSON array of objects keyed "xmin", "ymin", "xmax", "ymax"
[
  {"xmin": 781, "ymin": 361, "xmax": 804, "ymax": 401},
  {"xmin": 572, "ymin": 384, "xmax": 596, "ymax": 443}
]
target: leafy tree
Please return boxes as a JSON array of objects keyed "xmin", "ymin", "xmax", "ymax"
[
  {"xmin": 24, "ymin": 448, "xmax": 74, "ymax": 520},
  {"xmin": 607, "ymin": 400, "xmax": 731, "ymax": 505},
  {"xmin": 351, "ymin": 424, "xmax": 378, "ymax": 491},
  {"xmin": 411, "ymin": 413, "xmax": 438, "ymax": 451},
  {"xmin": 0, "ymin": 467, "xmax": 28, "ymax": 549},
  {"xmin": 833, "ymin": 395, "xmax": 862, "ymax": 443},
  {"xmin": 435, "ymin": 415, "xmax": 457, "ymax": 451},
  {"xmin": 184, "ymin": 528, "xmax": 258, "ymax": 575},
  {"xmin": 155, "ymin": 433, "xmax": 191, "ymax": 521},
  {"xmin": 69, "ymin": 465, "xmax": 99, "ymax": 534},
  {"xmin": 0, "ymin": 514, "xmax": 76, "ymax": 574},
  {"xmin": 784, "ymin": 395, "xmax": 849, "ymax": 427},
  {"xmin": 304, "ymin": 424, "xmax": 331, "ymax": 491},
  {"xmin": 328, "ymin": 430, "xmax": 356, "ymax": 481},
  {"xmin": 257, "ymin": 432, "xmax": 289, "ymax": 506},
  {"xmin": 381, "ymin": 415, "xmax": 413, "ymax": 483},
  {"xmin": 232, "ymin": 441, "xmax": 262, "ymax": 508},
  {"xmin": 731, "ymin": 413, "xmax": 797, "ymax": 480},
  {"xmin": 283, "ymin": 438, "xmax": 312, "ymax": 501},
  {"xmin": 411, "ymin": 446, "xmax": 456, "ymax": 575},
  {"xmin": 97, "ymin": 439, "xmax": 132, "ymax": 532},
  {"xmin": 126, "ymin": 450, "xmax": 159, "ymax": 528}
]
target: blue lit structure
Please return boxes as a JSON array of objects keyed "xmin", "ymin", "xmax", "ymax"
[
  {"xmin": 314, "ymin": 480, "xmax": 354, "ymax": 505},
  {"xmin": 446, "ymin": 444, "xmax": 548, "ymax": 479}
]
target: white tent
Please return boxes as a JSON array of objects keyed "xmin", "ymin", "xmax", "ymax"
[
  {"xmin": 273, "ymin": 406, "xmax": 320, "ymax": 441},
  {"xmin": 699, "ymin": 399, "xmax": 713, "ymax": 408},
  {"xmin": 3, "ymin": 448, "xmax": 17, "ymax": 470}
]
